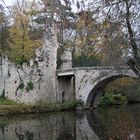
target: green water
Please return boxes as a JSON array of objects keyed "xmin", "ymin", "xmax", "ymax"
[{"xmin": 0, "ymin": 104, "xmax": 139, "ymax": 140}]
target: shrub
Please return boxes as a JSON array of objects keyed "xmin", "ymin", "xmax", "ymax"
[
  {"xmin": 73, "ymin": 55, "xmax": 101, "ymax": 67},
  {"xmin": 26, "ymin": 81, "xmax": 34, "ymax": 92},
  {"xmin": 99, "ymin": 94, "xmax": 128, "ymax": 106},
  {"xmin": 0, "ymin": 90, "xmax": 5, "ymax": 99},
  {"xmin": 14, "ymin": 56, "xmax": 29, "ymax": 66},
  {"xmin": 17, "ymin": 82, "xmax": 25, "ymax": 90},
  {"xmin": 0, "ymin": 98, "xmax": 19, "ymax": 105}
]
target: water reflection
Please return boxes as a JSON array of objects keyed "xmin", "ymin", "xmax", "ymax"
[
  {"xmin": 0, "ymin": 104, "xmax": 139, "ymax": 140},
  {"xmin": 87, "ymin": 104, "xmax": 140, "ymax": 140},
  {"xmin": 0, "ymin": 112, "xmax": 76, "ymax": 140}
]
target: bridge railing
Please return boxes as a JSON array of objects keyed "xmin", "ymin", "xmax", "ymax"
[
  {"xmin": 56, "ymin": 66, "xmax": 131, "ymax": 76},
  {"xmin": 57, "ymin": 66, "xmax": 130, "ymax": 72}
]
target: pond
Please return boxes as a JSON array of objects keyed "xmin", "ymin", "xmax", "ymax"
[{"xmin": 0, "ymin": 104, "xmax": 139, "ymax": 140}]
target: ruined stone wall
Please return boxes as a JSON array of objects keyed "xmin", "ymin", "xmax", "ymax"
[{"xmin": 0, "ymin": 26, "xmax": 58, "ymax": 104}]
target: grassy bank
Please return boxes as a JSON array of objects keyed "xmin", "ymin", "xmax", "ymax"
[{"xmin": 0, "ymin": 98, "xmax": 79, "ymax": 116}]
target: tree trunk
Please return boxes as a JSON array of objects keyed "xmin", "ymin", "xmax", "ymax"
[{"xmin": 125, "ymin": 1, "xmax": 140, "ymax": 65}]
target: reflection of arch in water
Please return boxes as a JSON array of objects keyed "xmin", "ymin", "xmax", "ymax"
[
  {"xmin": 86, "ymin": 74, "xmax": 137, "ymax": 108},
  {"xmin": 86, "ymin": 105, "xmax": 140, "ymax": 140},
  {"xmin": 76, "ymin": 112, "xmax": 100, "ymax": 140},
  {"xmin": 86, "ymin": 110, "xmax": 108, "ymax": 140}
]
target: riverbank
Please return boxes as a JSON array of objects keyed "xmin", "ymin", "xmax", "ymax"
[{"xmin": 0, "ymin": 98, "xmax": 79, "ymax": 116}]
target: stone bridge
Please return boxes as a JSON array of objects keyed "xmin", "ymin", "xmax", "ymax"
[
  {"xmin": 57, "ymin": 66, "xmax": 138, "ymax": 108},
  {"xmin": 0, "ymin": 27, "xmax": 138, "ymax": 106}
]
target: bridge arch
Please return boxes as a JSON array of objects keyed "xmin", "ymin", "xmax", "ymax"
[
  {"xmin": 57, "ymin": 67, "xmax": 138, "ymax": 108},
  {"xmin": 86, "ymin": 73, "xmax": 138, "ymax": 108}
]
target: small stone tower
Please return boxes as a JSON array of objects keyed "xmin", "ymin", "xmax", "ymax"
[
  {"xmin": 60, "ymin": 48, "xmax": 72, "ymax": 70},
  {"xmin": 37, "ymin": 24, "xmax": 59, "ymax": 102}
]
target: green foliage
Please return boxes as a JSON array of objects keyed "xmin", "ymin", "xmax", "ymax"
[
  {"xmin": 73, "ymin": 55, "xmax": 100, "ymax": 67},
  {"xmin": 61, "ymin": 101, "xmax": 79, "ymax": 109},
  {"xmin": 120, "ymin": 79, "xmax": 140, "ymax": 93},
  {"xmin": 17, "ymin": 82, "xmax": 25, "ymax": 90},
  {"xmin": 0, "ymin": 89, "xmax": 5, "ymax": 99},
  {"xmin": 119, "ymin": 79, "xmax": 140, "ymax": 103},
  {"xmin": 0, "ymin": 100, "xmax": 79, "ymax": 116},
  {"xmin": 26, "ymin": 81, "xmax": 34, "ymax": 92},
  {"xmin": 99, "ymin": 94, "xmax": 128, "ymax": 106},
  {"xmin": 0, "ymin": 5, "xmax": 10, "ymax": 52},
  {"xmin": 7, "ymin": 1, "xmax": 42, "ymax": 65},
  {"xmin": 35, "ymin": 100, "xmax": 80, "ymax": 110},
  {"xmin": 100, "ymin": 88, "xmax": 127, "ymax": 105},
  {"xmin": 99, "ymin": 78, "xmax": 140, "ymax": 105},
  {"xmin": 15, "ymin": 56, "xmax": 29, "ymax": 66},
  {"xmin": 0, "ymin": 91, "xmax": 19, "ymax": 106},
  {"xmin": 0, "ymin": 98, "xmax": 19, "ymax": 105}
]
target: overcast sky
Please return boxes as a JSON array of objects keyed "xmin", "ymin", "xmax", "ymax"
[
  {"xmin": 1, "ymin": 0, "xmax": 92, "ymax": 13},
  {"xmin": 1, "ymin": 0, "xmax": 15, "ymax": 6}
]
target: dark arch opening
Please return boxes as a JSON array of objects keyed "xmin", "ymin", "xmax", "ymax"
[{"xmin": 86, "ymin": 75, "xmax": 137, "ymax": 108}]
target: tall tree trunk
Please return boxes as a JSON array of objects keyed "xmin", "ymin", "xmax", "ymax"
[{"xmin": 125, "ymin": 1, "xmax": 140, "ymax": 64}]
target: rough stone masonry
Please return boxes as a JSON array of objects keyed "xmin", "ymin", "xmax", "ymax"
[
  {"xmin": 0, "ymin": 25, "xmax": 59, "ymax": 104},
  {"xmin": 0, "ymin": 24, "xmax": 138, "ymax": 107}
]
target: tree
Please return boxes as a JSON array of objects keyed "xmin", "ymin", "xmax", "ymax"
[
  {"xmin": 36, "ymin": 0, "xmax": 76, "ymax": 47},
  {"xmin": 96, "ymin": 20, "xmax": 128, "ymax": 66},
  {"xmin": 72, "ymin": 0, "xmax": 140, "ymax": 73},
  {"xmin": 74, "ymin": 10, "xmax": 101, "ymax": 57},
  {"xmin": 0, "ymin": 4, "xmax": 9, "ymax": 53},
  {"xmin": 8, "ymin": 0, "xmax": 42, "ymax": 65},
  {"xmin": 101, "ymin": 0, "xmax": 140, "ymax": 64}
]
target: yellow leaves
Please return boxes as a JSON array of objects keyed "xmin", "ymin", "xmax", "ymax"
[
  {"xmin": 102, "ymin": 21, "xmax": 110, "ymax": 29},
  {"xmin": 8, "ymin": 0, "xmax": 42, "ymax": 64},
  {"xmin": 106, "ymin": 77, "xmax": 134, "ymax": 90},
  {"xmin": 27, "ymin": 10, "xmax": 37, "ymax": 16},
  {"xmin": 9, "ymin": 36, "xmax": 42, "ymax": 64},
  {"xmin": 9, "ymin": 27, "xmax": 25, "ymax": 39},
  {"xmin": 74, "ymin": 11, "xmax": 102, "ymax": 57}
]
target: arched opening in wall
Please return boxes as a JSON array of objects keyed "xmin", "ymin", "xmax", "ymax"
[{"xmin": 86, "ymin": 75, "xmax": 139, "ymax": 108}]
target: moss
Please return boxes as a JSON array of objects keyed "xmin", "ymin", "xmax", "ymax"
[
  {"xmin": 15, "ymin": 56, "xmax": 29, "ymax": 66},
  {"xmin": 35, "ymin": 100, "xmax": 79, "ymax": 110},
  {"xmin": 26, "ymin": 81, "xmax": 34, "ymax": 92},
  {"xmin": 0, "ymin": 100, "xmax": 80, "ymax": 116},
  {"xmin": 0, "ymin": 90, "xmax": 5, "ymax": 99},
  {"xmin": 17, "ymin": 82, "xmax": 25, "ymax": 90},
  {"xmin": 0, "ymin": 98, "xmax": 20, "ymax": 105}
]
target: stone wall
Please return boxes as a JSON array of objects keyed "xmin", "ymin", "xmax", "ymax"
[{"xmin": 0, "ymin": 25, "xmax": 58, "ymax": 104}]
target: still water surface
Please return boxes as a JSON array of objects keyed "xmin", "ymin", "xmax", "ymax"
[{"xmin": 0, "ymin": 104, "xmax": 139, "ymax": 140}]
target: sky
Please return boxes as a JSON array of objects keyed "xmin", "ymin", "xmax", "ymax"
[
  {"xmin": 1, "ymin": 0, "xmax": 15, "ymax": 6},
  {"xmin": 1, "ymin": 0, "xmax": 79, "ymax": 13},
  {"xmin": 1, "ymin": 0, "xmax": 95, "ymax": 13},
  {"xmin": 1, "ymin": 0, "xmax": 89, "ymax": 7}
]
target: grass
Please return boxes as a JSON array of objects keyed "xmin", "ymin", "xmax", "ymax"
[
  {"xmin": 0, "ymin": 98, "xmax": 80, "ymax": 116},
  {"xmin": 35, "ymin": 100, "xmax": 80, "ymax": 111},
  {"xmin": 0, "ymin": 98, "xmax": 20, "ymax": 105}
]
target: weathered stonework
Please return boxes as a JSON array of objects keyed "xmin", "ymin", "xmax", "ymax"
[
  {"xmin": 0, "ymin": 25, "xmax": 58, "ymax": 104},
  {"xmin": 0, "ymin": 25, "xmax": 138, "ymax": 107},
  {"xmin": 60, "ymin": 48, "xmax": 72, "ymax": 70},
  {"xmin": 57, "ymin": 67, "xmax": 138, "ymax": 108}
]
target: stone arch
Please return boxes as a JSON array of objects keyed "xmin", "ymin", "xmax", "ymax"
[{"xmin": 85, "ymin": 72, "xmax": 138, "ymax": 108}]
